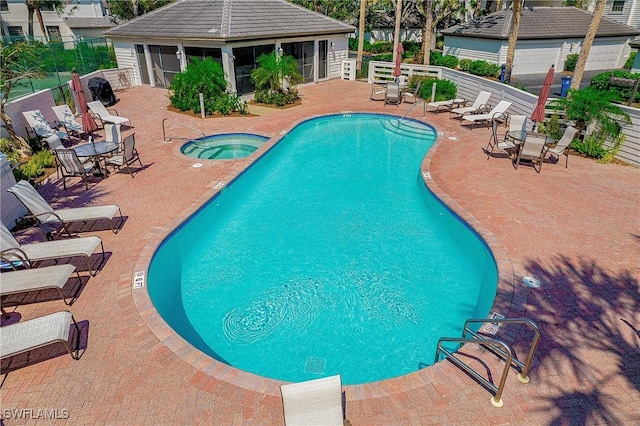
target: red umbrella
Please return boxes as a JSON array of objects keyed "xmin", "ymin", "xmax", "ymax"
[
  {"xmin": 531, "ymin": 64, "xmax": 555, "ymax": 124},
  {"xmin": 393, "ymin": 42, "xmax": 404, "ymax": 78},
  {"xmin": 71, "ymin": 70, "xmax": 98, "ymax": 135}
]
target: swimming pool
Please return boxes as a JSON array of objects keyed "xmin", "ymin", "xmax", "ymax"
[
  {"xmin": 148, "ymin": 113, "xmax": 498, "ymax": 385},
  {"xmin": 181, "ymin": 133, "xmax": 269, "ymax": 159}
]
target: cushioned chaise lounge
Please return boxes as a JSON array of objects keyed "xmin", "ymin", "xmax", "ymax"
[
  {"xmin": 461, "ymin": 100, "xmax": 512, "ymax": 129},
  {"xmin": 1, "ymin": 265, "xmax": 81, "ymax": 317},
  {"xmin": 0, "ymin": 311, "xmax": 81, "ymax": 361},
  {"xmin": 87, "ymin": 101, "xmax": 130, "ymax": 127},
  {"xmin": 8, "ymin": 180, "xmax": 123, "ymax": 235},
  {"xmin": 51, "ymin": 105, "xmax": 85, "ymax": 137},
  {"xmin": 450, "ymin": 90, "xmax": 492, "ymax": 118},
  {"xmin": 0, "ymin": 222, "xmax": 105, "ymax": 276}
]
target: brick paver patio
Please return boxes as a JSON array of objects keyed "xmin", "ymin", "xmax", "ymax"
[{"xmin": 1, "ymin": 79, "xmax": 638, "ymax": 425}]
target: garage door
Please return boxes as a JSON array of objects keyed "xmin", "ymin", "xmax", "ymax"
[
  {"xmin": 585, "ymin": 39, "xmax": 624, "ymax": 70},
  {"xmin": 512, "ymin": 41, "xmax": 562, "ymax": 75}
]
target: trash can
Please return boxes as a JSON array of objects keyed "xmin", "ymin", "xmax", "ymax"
[
  {"xmin": 560, "ymin": 76, "xmax": 572, "ymax": 97},
  {"xmin": 499, "ymin": 64, "xmax": 506, "ymax": 82}
]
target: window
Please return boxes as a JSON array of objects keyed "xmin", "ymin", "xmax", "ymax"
[
  {"xmin": 46, "ymin": 26, "xmax": 62, "ymax": 42},
  {"xmin": 0, "ymin": 1, "xmax": 9, "ymax": 12},
  {"xmin": 40, "ymin": 3, "xmax": 54, "ymax": 11},
  {"xmin": 184, "ymin": 47, "xmax": 222, "ymax": 65},
  {"xmin": 8, "ymin": 26, "xmax": 25, "ymax": 40},
  {"xmin": 611, "ymin": 0, "xmax": 625, "ymax": 13}
]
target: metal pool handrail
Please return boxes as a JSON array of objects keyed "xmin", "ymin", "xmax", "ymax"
[{"xmin": 162, "ymin": 118, "xmax": 206, "ymax": 143}]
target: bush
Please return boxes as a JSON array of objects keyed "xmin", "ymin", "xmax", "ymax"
[
  {"xmin": 623, "ymin": 51, "xmax": 637, "ymax": 69},
  {"xmin": 254, "ymin": 88, "xmax": 300, "ymax": 107},
  {"xmin": 537, "ymin": 114, "xmax": 564, "ymax": 140},
  {"xmin": 564, "ymin": 53, "xmax": 579, "ymax": 72},
  {"xmin": 170, "ymin": 58, "xmax": 247, "ymax": 115},
  {"xmin": 569, "ymin": 133, "xmax": 608, "ymax": 159},
  {"xmin": 430, "ymin": 51, "xmax": 458, "ymax": 69},
  {"xmin": 467, "ymin": 60, "xmax": 501, "ymax": 78},
  {"xmin": 458, "ymin": 59, "xmax": 472, "ymax": 71},
  {"xmin": 590, "ymin": 70, "xmax": 640, "ymax": 103},
  {"xmin": 414, "ymin": 77, "xmax": 457, "ymax": 102}
]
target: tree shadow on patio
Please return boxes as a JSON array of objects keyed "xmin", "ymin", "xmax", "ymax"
[{"xmin": 517, "ymin": 255, "xmax": 639, "ymax": 424}]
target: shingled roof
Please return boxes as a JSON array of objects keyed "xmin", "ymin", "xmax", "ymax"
[
  {"xmin": 104, "ymin": 0, "xmax": 355, "ymax": 41},
  {"xmin": 442, "ymin": 7, "xmax": 640, "ymax": 40}
]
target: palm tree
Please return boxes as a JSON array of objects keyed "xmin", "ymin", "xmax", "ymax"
[
  {"xmin": 25, "ymin": 0, "xmax": 63, "ymax": 42},
  {"xmin": 251, "ymin": 52, "xmax": 303, "ymax": 92},
  {"xmin": 417, "ymin": 0, "xmax": 433, "ymax": 65},
  {"xmin": 570, "ymin": 0, "xmax": 606, "ymax": 91},
  {"xmin": 392, "ymin": 0, "xmax": 403, "ymax": 64},
  {"xmin": 356, "ymin": 0, "xmax": 366, "ymax": 70},
  {"xmin": 504, "ymin": 0, "xmax": 522, "ymax": 83}
]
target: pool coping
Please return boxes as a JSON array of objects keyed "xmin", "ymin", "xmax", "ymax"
[{"xmin": 130, "ymin": 112, "xmax": 525, "ymax": 400}]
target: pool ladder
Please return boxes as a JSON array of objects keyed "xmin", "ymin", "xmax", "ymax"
[
  {"xmin": 162, "ymin": 118, "xmax": 206, "ymax": 143},
  {"xmin": 434, "ymin": 318, "xmax": 541, "ymax": 407}
]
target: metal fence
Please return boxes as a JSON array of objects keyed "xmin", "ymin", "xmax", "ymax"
[{"xmin": 3, "ymin": 36, "xmax": 116, "ymax": 101}]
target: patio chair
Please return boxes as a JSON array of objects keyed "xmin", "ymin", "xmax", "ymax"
[
  {"xmin": 0, "ymin": 310, "xmax": 81, "ymax": 361},
  {"xmin": 485, "ymin": 119, "xmax": 516, "ymax": 159},
  {"xmin": 51, "ymin": 105, "xmax": 84, "ymax": 137},
  {"xmin": 402, "ymin": 80, "xmax": 422, "ymax": 104},
  {"xmin": 461, "ymin": 100, "xmax": 512, "ymax": 129},
  {"xmin": 546, "ymin": 126, "xmax": 578, "ymax": 168},
  {"xmin": 7, "ymin": 180, "xmax": 123, "ymax": 235},
  {"xmin": 370, "ymin": 81, "xmax": 387, "ymax": 101},
  {"xmin": 0, "ymin": 221, "xmax": 105, "ymax": 276},
  {"xmin": 106, "ymin": 133, "xmax": 143, "ymax": 178},
  {"xmin": 55, "ymin": 149, "xmax": 96, "ymax": 190},
  {"xmin": 44, "ymin": 135, "xmax": 65, "ymax": 179},
  {"xmin": 450, "ymin": 90, "xmax": 492, "ymax": 119},
  {"xmin": 384, "ymin": 82, "xmax": 401, "ymax": 106},
  {"xmin": 22, "ymin": 109, "xmax": 69, "ymax": 142},
  {"xmin": 505, "ymin": 115, "xmax": 528, "ymax": 143},
  {"xmin": 1, "ymin": 264, "xmax": 81, "ymax": 314},
  {"xmin": 104, "ymin": 123, "xmax": 122, "ymax": 145},
  {"xmin": 514, "ymin": 132, "xmax": 548, "ymax": 173},
  {"xmin": 280, "ymin": 375, "xmax": 349, "ymax": 426},
  {"xmin": 87, "ymin": 101, "xmax": 130, "ymax": 127}
]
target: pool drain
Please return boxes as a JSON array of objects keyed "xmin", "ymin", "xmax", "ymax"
[
  {"xmin": 304, "ymin": 357, "xmax": 326, "ymax": 375},
  {"xmin": 522, "ymin": 276, "xmax": 541, "ymax": 288}
]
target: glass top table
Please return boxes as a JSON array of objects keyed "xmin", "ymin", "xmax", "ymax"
[
  {"xmin": 508, "ymin": 130, "xmax": 555, "ymax": 145},
  {"xmin": 73, "ymin": 141, "xmax": 119, "ymax": 158}
]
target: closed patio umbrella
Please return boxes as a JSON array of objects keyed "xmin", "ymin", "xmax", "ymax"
[
  {"xmin": 71, "ymin": 69, "xmax": 98, "ymax": 135},
  {"xmin": 393, "ymin": 42, "xmax": 404, "ymax": 80},
  {"xmin": 531, "ymin": 65, "xmax": 555, "ymax": 127}
]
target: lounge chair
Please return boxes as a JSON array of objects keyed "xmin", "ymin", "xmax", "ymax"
[
  {"xmin": 7, "ymin": 180, "xmax": 123, "ymax": 235},
  {"xmin": 384, "ymin": 82, "xmax": 401, "ymax": 106},
  {"xmin": 22, "ymin": 109, "xmax": 69, "ymax": 141},
  {"xmin": 106, "ymin": 133, "xmax": 143, "ymax": 178},
  {"xmin": 450, "ymin": 90, "xmax": 492, "ymax": 119},
  {"xmin": 0, "ymin": 310, "xmax": 81, "ymax": 361},
  {"xmin": 546, "ymin": 126, "xmax": 578, "ymax": 168},
  {"xmin": 0, "ymin": 222, "xmax": 105, "ymax": 276},
  {"xmin": 514, "ymin": 132, "xmax": 548, "ymax": 173},
  {"xmin": 51, "ymin": 105, "xmax": 84, "ymax": 137},
  {"xmin": 55, "ymin": 149, "xmax": 96, "ymax": 190},
  {"xmin": 280, "ymin": 375, "xmax": 349, "ymax": 426},
  {"xmin": 1, "ymin": 264, "xmax": 81, "ymax": 314},
  {"xmin": 87, "ymin": 101, "xmax": 130, "ymax": 127},
  {"xmin": 485, "ymin": 119, "xmax": 516, "ymax": 159},
  {"xmin": 427, "ymin": 97, "xmax": 466, "ymax": 114},
  {"xmin": 461, "ymin": 100, "xmax": 512, "ymax": 129}
]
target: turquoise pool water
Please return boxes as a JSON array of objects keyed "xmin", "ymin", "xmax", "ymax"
[
  {"xmin": 181, "ymin": 133, "xmax": 269, "ymax": 159},
  {"xmin": 148, "ymin": 114, "xmax": 498, "ymax": 385}
]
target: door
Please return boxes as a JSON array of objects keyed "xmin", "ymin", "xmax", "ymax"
[
  {"xmin": 318, "ymin": 40, "xmax": 328, "ymax": 80},
  {"xmin": 281, "ymin": 41, "xmax": 315, "ymax": 84},
  {"xmin": 148, "ymin": 45, "xmax": 181, "ymax": 89},
  {"xmin": 135, "ymin": 44, "xmax": 150, "ymax": 85}
]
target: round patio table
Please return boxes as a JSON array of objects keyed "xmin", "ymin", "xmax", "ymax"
[{"xmin": 73, "ymin": 141, "xmax": 119, "ymax": 177}]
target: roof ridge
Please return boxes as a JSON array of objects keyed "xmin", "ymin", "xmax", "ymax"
[{"xmin": 221, "ymin": 0, "xmax": 231, "ymax": 38}]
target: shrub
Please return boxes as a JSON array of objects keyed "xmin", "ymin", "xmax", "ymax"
[
  {"xmin": 590, "ymin": 70, "xmax": 640, "ymax": 103},
  {"xmin": 169, "ymin": 58, "xmax": 246, "ymax": 116},
  {"xmin": 430, "ymin": 51, "xmax": 458, "ymax": 69},
  {"xmin": 415, "ymin": 77, "xmax": 457, "ymax": 102},
  {"xmin": 254, "ymin": 88, "xmax": 300, "ymax": 107},
  {"xmin": 564, "ymin": 53, "xmax": 579, "ymax": 72},
  {"xmin": 458, "ymin": 59, "xmax": 472, "ymax": 71},
  {"xmin": 537, "ymin": 114, "xmax": 564, "ymax": 140},
  {"xmin": 467, "ymin": 60, "xmax": 500, "ymax": 78},
  {"xmin": 623, "ymin": 51, "xmax": 636, "ymax": 69},
  {"xmin": 569, "ymin": 133, "xmax": 608, "ymax": 159}
]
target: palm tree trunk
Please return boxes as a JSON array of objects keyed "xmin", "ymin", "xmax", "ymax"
[
  {"xmin": 504, "ymin": 0, "xmax": 522, "ymax": 83},
  {"xmin": 27, "ymin": 6, "xmax": 35, "ymax": 38},
  {"xmin": 393, "ymin": 0, "xmax": 402, "ymax": 64},
  {"xmin": 570, "ymin": 0, "xmax": 606, "ymax": 91},
  {"xmin": 356, "ymin": 0, "xmax": 366, "ymax": 70},
  {"xmin": 422, "ymin": 0, "xmax": 433, "ymax": 65},
  {"xmin": 35, "ymin": 8, "xmax": 49, "ymax": 42}
]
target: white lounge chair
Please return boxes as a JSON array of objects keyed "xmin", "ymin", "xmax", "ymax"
[
  {"xmin": 1, "ymin": 264, "xmax": 81, "ymax": 313},
  {"xmin": 450, "ymin": 90, "xmax": 492, "ymax": 118},
  {"xmin": 0, "ymin": 311, "xmax": 81, "ymax": 361},
  {"xmin": 546, "ymin": 126, "xmax": 579, "ymax": 168},
  {"xmin": 22, "ymin": 109, "xmax": 69, "ymax": 141},
  {"xmin": 461, "ymin": 100, "xmax": 512, "ymax": 129},
  {"xmin": 427, "ymin": 97, "xmax": 466, "ymax": 114},
  {"xmin": 0, "ymin": 222, "xmax": 105, "ymax": 276},
  {"xmin": 280, "ymin": 375, "xmax": 348, "ymax": 426},
  {"xmin": 87, "ymin": 101, "xmax": 130, "ymax": 127},
  {"xmin": 7, "ymin": 180, "xmax": 123, "ymax": 235},
  {"xmin": 52, "ymin": 105, "xmax": 84, "ymax": 137}
]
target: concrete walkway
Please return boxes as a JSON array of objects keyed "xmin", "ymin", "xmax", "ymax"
[{"xmin": 1, "ymin": 80, "xmax": 638, "ymax": 425}]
